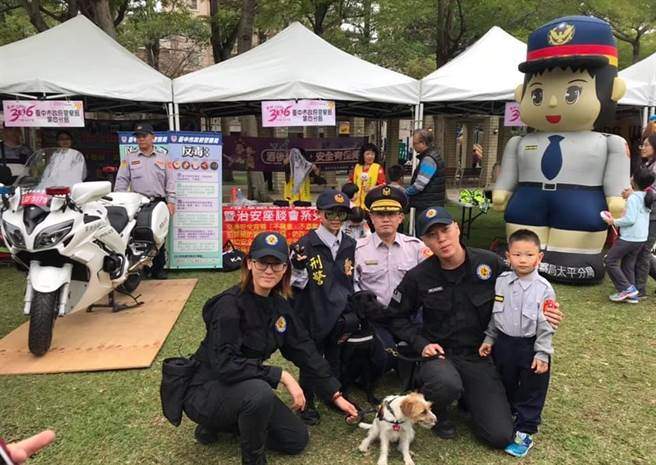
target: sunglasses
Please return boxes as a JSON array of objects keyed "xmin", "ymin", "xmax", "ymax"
[
  {"xmin": 323, "ymin": 210, "xmax": 349, "ymax": 221},
  {"xmin": 251, "ymin": 259, "xmax": 287, "ymax": 272}
]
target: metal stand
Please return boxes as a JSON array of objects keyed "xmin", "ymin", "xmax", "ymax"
[{"xmin": 87, "ymin": 290, "xmax": 143, "ymax": 313}]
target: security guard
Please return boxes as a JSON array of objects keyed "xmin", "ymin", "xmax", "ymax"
[
  {"xmin": 355, "ymin": 184, "xmax": 430, "ymax": 306},
  {"xmin": 115, "ymin": 123, "xmax": 175, "ymax": 279},
  {"xmin": 185, "ymin": 232, "xmax": 357, "ymax": 465},
  {"xmin": 291, "ymin": 189, "xmax": 355, "ymax": 424}
]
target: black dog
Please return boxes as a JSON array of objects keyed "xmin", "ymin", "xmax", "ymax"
[{"xmin": 334, "ymin": 291, "xmax": 392, "ymax": 405}]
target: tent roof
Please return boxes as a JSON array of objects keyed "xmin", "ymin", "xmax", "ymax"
[
  {"xmin": 619, "ymin": 53, "xmax": 656, "ymax": 107},
  {"xmin": 173, "ymin": 22, "xmax": 419, "ymax": 106},
  {"xmin": 0, "ymin": 15, "xmax": 172, "ymax": 103},
  {"xmin": 420, "ymin": 26, "xmax": 526, "ymax": 103}
]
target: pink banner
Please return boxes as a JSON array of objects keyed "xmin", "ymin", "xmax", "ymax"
[
  {"xmin": 261, "ymin": 100, "xmax": 336, "ymax": 127},
  {"xmin": 503, "ymin": 102, "xmax": 524, "ymax": 127},
  {"xmin": 3, "ymin": 100, "xmax": 85, "ymax": 127}
]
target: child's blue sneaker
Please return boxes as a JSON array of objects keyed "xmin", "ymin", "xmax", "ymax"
[
  {"xmin": 609, "ymin": 285, "xmax": 639, "ymax": 302},
  {"xmin": 505, "ymin": 431, "xmax": 534, "ymax": 458}
]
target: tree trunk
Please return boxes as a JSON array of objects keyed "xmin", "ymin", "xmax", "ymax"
[
  {"xmin": 361, "ymin": 0, "xmax": 372, "ymax": 45},
  {"xmin": 145, "ymin": 40, "xmax": 161, "ymax": 70},
  {"xmin": 86, "ymin": 0, "xmax": 117, "ymax": 38},
  {"xmin": 631, "ymin": 39, "xmax": 640, "ymax": 64},
  {"xmin": 237, "ymin": 0, "xmax": 257, "ymax": 54},
  {"xmin": 435, "ymin": 0, "xmax": 451, "ymax": 68},
  {"xmin": 21, "ymin": 0, "xmax": 49, "ymax": 32},
  {"xmin": 209, "ymin": 0, "xmax": 239, "ymax": 63}
]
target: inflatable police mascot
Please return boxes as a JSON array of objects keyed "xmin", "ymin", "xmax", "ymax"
[{"xmin": 493, "ymin": 16, "xmax": 630, "ymax": 284}]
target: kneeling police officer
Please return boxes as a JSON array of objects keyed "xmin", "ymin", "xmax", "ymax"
[{"xmin": 184, "ymin": 231, "xmax": 358, "ymax": 465}]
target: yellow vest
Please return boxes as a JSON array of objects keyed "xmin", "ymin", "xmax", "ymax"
[
  {"xmin": 353, "ymin": 163, "xmax": 380, "ymax": 209},
  {"xmin": 284, "ymin": 177, "xmax": 311, "ymax": 202}
]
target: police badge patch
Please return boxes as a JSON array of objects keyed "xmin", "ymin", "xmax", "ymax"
[
  {"xmin": 275, "ymin": 316, "xmax": 287, "ymax": 333},
  {"xmin": 476, "ymin": 264, "xmax": 492, "ymax": 280}
]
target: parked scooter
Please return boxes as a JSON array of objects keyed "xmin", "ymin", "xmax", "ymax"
[{"xmin": 0, "ymin": 148, "xmax": 169, "ymax": 356}]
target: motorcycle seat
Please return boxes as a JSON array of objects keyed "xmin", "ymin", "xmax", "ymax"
[
  {"xmin": 104, "ymin": 192, "xmax": 146, "ymax": 219},
  {"xmin": 105, "ymin": 206, "xmax": 129, "ymax": 233}
]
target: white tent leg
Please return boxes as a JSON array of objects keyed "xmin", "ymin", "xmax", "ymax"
[
  {"xmin": 408, "ymin": 103, "xmax": 424, "ymax": 236},
  {"xmin": 167, "ymin": 103, "xmax": 175, "ymax": 131},
  {"xmin": 174, "ymin": 103, "xmax": 181, "ymax": 131}
]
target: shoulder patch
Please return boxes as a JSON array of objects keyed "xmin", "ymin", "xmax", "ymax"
[{"xmin": 476, "ymin": 264, "xmax": 493, "ymax": 281}]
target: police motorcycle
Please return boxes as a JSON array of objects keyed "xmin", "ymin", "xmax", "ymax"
[{"xmin": 0, "ymin": 148, "xmax": 169, "ymax": 356}]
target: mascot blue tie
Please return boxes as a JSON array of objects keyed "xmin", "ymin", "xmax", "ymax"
[{"xmin": 541, "ymin": 135, "xmax": 564, "ymax": 180}]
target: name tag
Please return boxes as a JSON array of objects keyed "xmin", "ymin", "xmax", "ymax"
[
  {"xmin": 364, "ymin": 260, "xmax": 379, "ymax": 265},
  {"xmin": 524, "ymin": 145, "xmax": 538, "ymax": 151},
  {"xmin": 130, "ymin": 160, "xmax": 141, "ymax": 165},
  {"xmin": 427, "ymin": 286, "xmax": 443, "ymax": 294}
]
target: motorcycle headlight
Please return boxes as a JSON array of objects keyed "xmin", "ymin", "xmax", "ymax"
[
  {"xmin": 34, "ymin": 220, "xmax": 74, "ymax": 250},
  {"xmin": 2, "ymin": 220, "xmax": 25, "ymax": 249}
]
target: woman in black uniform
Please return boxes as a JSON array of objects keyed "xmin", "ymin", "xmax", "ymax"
[{"xmin": 184, "ymin": 231, "xmax": 358, "ymax": 465}]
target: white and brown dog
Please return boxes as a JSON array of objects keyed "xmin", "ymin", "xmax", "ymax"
[{"xmin": 358, "ymin": 393, "xmax": 437, "ymax": 465}]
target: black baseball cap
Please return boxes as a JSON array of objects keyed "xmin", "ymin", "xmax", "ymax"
[
  {"xmin": 249, "ymin": 231, "xmax": 289, "ymax": 262},
  {"xmin": 133, "ymin": 123, "xmax": 155, "ymax": 136},
  {"xmin": 316, "ymin": 189, "xmax": 351, "ymax": 211},
  {"xmin": 416, "ymin": 206, "xmax": 454, "ymax": 236}
]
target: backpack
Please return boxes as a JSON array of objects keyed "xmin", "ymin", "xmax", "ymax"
[{"xmin": 221, "ymin": 240, "xmax": 246, "ymax": 272}]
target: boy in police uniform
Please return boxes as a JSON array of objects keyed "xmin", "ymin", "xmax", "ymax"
[
  {"xmin": 290, "ymin": 189, "xmax": 355, "ymax": 425},
  {"xmin": 479, "ymin": 229, "xmax": 556, "ymax": 458},
  {"xmin": 493, "ymin": 16, "xmax": 630, "ymax": 283}
]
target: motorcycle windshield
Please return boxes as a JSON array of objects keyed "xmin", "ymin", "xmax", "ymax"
[{"xmin": 18, "ymin": 148, "xmax": 88, "ymax": 191}]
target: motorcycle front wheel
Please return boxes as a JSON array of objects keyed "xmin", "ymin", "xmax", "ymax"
[{"xmin": 28, "ymin": 290, "xmax": 60, "ymax": 356}]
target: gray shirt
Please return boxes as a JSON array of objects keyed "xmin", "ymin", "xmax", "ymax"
[
  {"xmin": 483, "ymin": 269, "xmax": 555, "ymax": 362},
  {"xmin": 115, "ymin": 148, "xmax": 176, "ymax": 203}
]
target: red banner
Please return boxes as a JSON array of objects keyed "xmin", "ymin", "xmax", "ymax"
[{"xmin": 223, "ymin": 206, "xmax": 320, "ymax": 251}]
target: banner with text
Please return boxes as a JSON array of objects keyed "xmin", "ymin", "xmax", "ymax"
[
  {"xmin": 262, "ymin": 100, "xmax": 336, "ymax": 127},
  {"xmin": 223, "ymin": 206, "xmax": 320, "ymax": 251},
  {"xmin": 118, "ymin": 131, "xmax": 223, "ymax": 269},
  {"xmin": 223, "ymin": 136, "xmax": 367, "ymax": 172},
  {"xmin": 3, "ymin": 100, "xmax": 85, "ymax": 127}
]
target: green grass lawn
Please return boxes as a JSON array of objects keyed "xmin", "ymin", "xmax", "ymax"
[{"xmin": 1, "ymin": 209, "xmax": 655, "ymax": 465}]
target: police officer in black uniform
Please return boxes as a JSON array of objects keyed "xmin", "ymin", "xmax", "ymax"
[
  {"xmin": 185, "ymin": 231, "xmax": 357, "ymax": 465},
  {"xmin": 290, "ymin": 189, "xmax": 356, "ymax": 424},
  {"xmin": 387, "ymin": 207, "xmax": 562, "ymax": 448}
]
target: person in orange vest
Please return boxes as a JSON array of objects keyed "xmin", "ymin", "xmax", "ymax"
[{"xmin": 349, "ymin": 143, "xmax": 386, "ymax": 209}]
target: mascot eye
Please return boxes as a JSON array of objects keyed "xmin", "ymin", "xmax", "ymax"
[
  {"xmin": 565, "ymin": 85, "xmax": 582, "ymax": 104},
  {"xmin": 531, "ymin": 88, "xmax": 543, "ymax": 106}
]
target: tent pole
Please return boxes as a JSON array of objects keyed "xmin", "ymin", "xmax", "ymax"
[
  {"xmin": 643, "ymin": 107, "xmax": 649, "ymax": 129},
  {"xmin": 174, "ymin": 103, "xmax": 181, "ymax": 131},
  {"xmin": 408, "ymin": 102, "xmax": 424, "ymax": 236},
  {"xmin": 167, "ymin": 103, "xmax": 175, "ymax": 131}
]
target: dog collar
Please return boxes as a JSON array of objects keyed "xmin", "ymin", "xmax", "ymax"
[{"xmin": 377, "ymin": 396, "xmax": 405, "ymax": 430}]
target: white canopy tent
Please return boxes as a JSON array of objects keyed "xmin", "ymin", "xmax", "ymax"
[
  {"xmin": 173, "ymin": 22, "xmax": 420, "ymax": 118},
  {"xmin": 619, "ymin": 53, "xmax": 656, "ymax": 127},
  {"xmin": 0, "ymin": 15, "xmax": 173, "ymax": 113},
  {"xmin": 420, "ymin": 26, "xmax": 526, "ymax": 109}
]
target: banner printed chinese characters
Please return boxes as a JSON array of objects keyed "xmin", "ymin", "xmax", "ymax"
[
  {"xmin": 118, "ymin": 131, "xmax": 223, "ymax": 269},
  {"xmin": 3, "ymin": 100, "xmax": 85, "ymax": 127},
  {"xmin": 223, "ymin": 206, "xmax": 320, "ymax": 251},
  {"xmin": 223, "ymin": 136, "xmax": 367, "ymax": 172},
  {"xmin": 262, "ymin": 100, "xmax": 336, "ymax": 127}
]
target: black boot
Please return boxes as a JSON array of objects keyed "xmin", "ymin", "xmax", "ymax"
[
  {"xmin": 194, "ymin": 424, "xmax": 219, "ymax": 445},
  {"xmin": 432, "ymin": 408, "xmax": 457, "ymax": 439}
]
